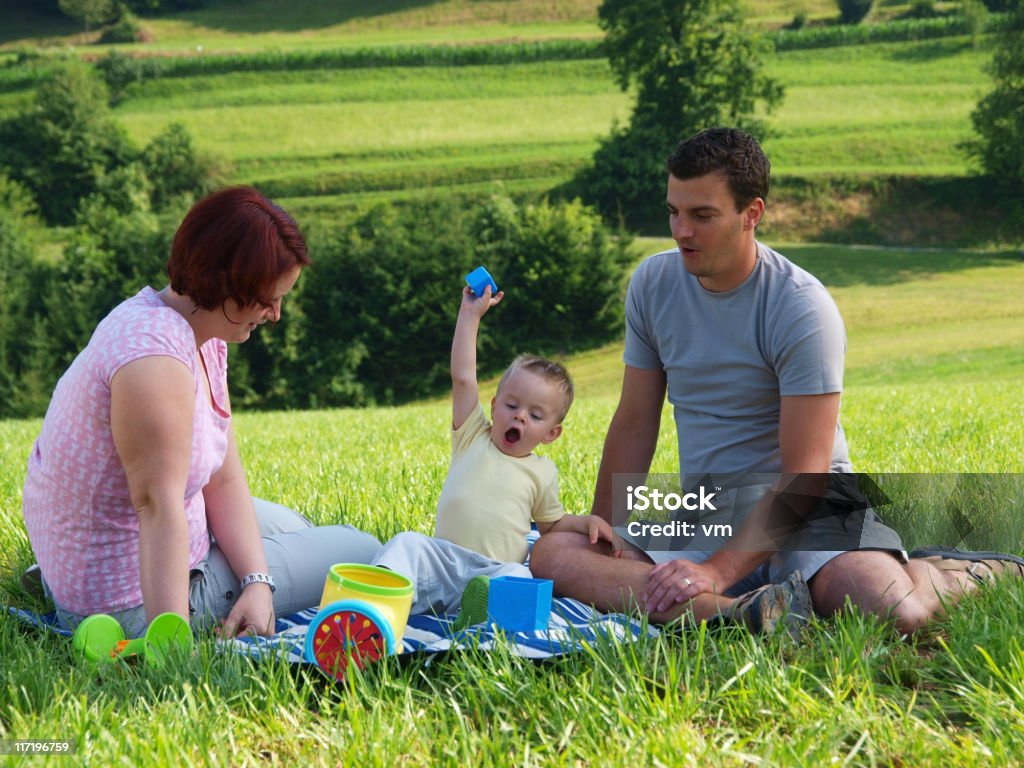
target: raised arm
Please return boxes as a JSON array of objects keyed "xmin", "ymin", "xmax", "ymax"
[
  {"xmin": 110, "ymin": 356, "xmax": 195, "ymax": 624},
  {"xmin": 591, "ymin": 365, "xmax": 668, "ymax": 525},
  {"xmin": 450, "ymin": 285, "xmax": 503, "ymax": 431}
]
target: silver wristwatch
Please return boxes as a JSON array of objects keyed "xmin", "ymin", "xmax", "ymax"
[{"xmin": 239, "ymin": 572, "xmax": 276, "ymax": 593}]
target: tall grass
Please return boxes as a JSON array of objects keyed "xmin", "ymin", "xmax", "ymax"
[{"xmin": 2, "ymin": 249, "xmax": 1024, "ymax": 765}]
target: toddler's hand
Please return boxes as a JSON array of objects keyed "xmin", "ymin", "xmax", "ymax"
[
  {"xmin": 461, "ymin": 285, "xmax": 504, "ymax": 317},
  {"xmin": 587, "ymin": 515, "xmax": 623, "ymax": 558}
]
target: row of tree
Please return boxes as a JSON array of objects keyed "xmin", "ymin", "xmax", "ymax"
[
  {"xmin": 0, "ymin": 180, "xmax": 632, "ymax": 417},
  {"xmin": 0, "ymin": 58, "xmax": 633, "ymax": 417}
]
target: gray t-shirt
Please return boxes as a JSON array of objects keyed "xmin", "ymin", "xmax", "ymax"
[{"xmin": 624, "ymin": 242, "xmax": 852, "ymax": 476}]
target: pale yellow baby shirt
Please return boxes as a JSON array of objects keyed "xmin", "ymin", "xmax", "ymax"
[{"xmin": 434, "ymin": 403, "xmax": 564, "ymax": 563}]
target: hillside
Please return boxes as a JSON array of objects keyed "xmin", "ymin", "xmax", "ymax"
[
  {"xmin": 0, "ymin": 0, "xmax": 1015, "ymax": 247},
  {"xmin": 0, "ymin": 1, "xmax": 934, "ymax": 52}
]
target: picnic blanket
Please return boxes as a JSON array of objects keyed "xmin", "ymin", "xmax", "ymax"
[{"xmin": 7, "ymin": 598, "xmax": 659, "ymax": 665}]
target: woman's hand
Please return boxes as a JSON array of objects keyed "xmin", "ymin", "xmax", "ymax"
[
  {"xmin": 204, "ymin": 425, "xmax": 278, "ymax": 637},
  {"xmin": 217, "ymin": 583, "xmax": 276, "ymax": 638}
]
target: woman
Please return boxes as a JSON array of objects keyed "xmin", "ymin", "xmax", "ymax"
[{"xmin": 22, "ymin": 186, "xmax": 381, "ymax": 639}]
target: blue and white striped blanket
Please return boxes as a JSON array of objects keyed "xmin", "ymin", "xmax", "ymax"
[{"xmin": 8, "ymin": 598, "xmax": 658, "ymax": 664}]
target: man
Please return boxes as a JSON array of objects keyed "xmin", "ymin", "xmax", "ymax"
[{"xmin": 530, "ymin": 127, "xmax": 1020, "ymax": 636}]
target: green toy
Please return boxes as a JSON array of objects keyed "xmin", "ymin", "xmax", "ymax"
[{"xmin": 73, "ymin": 612, "xmax": 193, "ymax": 669}]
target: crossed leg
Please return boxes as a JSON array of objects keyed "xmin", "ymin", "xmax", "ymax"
[
  {"xmin": 808, "ymin": 549, "xmax": 977, "ymax": 635},
  {"xmin": 531, "ymin": 532, "xmax": 980, "ymax": 635},
  {"xmin": 530, "ymin": 531, "xmax": 740, "ymax": 625}
]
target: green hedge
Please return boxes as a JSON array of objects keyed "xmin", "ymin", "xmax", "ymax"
[
  {"xmin": 96, "ymin": 39, "xmax": 603, "ymax": 86},
  {"xmin": 251, "ymin": 157, "xmax": 586, "ymax": 200},
  {"xmin": 244, "ymin": 194, "xmax": 633, "ymax": 409},
  {"xmin": 770, "ymin": 13, "xmax": 1000, "ymax": 50},
  {"xmin": 0, "ymin": 194, "xmax": 632, "ymax": 416}
]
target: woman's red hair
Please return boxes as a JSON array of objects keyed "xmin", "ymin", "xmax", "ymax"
[{"xmin": 168, "ymin": 186, "xmax": 310, "ymax": 310}]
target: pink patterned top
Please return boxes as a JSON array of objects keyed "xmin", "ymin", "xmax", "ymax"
[{"xmin": 22, "ymin": 287, "xmax": 230, "ymax": 616}]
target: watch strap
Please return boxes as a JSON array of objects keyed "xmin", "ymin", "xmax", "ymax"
[{"xmin": 239, "ymin": 572, "xmax": 276, "ymax": 593}]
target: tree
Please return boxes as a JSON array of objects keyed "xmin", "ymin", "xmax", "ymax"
[
  {"xmin": 43, "ymin": 204, "xmax": 169, "ymax": 373},
  {"xmin": 836, "ymin": 0, "xmax": 874, "ymax": 24},
  {"xmin": 141, "ymin": 122, "xmax": 215, "ymax": 210},
  {"xmin": 0, "ymin": 62, "xmax": 135, "ymax": 225},
  {"xmin": 58, "ymin": 0, "xmax": 116, "ymax": 31},
  {"xmin": 0, "ymin": 175, "xmax": 51, "ymax": 417},
  {"xmin": 569, "ymin": 0, "xmax": 782, "ymax": 231},
  {"xmin": 472, "ymin": 195, "xmax": 633, "ymax": 357},
  {"xmin": 964, "ymin": 0, "xmax": 1024, "ymax": 196}
]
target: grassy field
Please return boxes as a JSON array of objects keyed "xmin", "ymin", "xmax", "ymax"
[
  {"xmin": 2, "ymin": 244, "xmax": 1023, "ymax": 765},
  {"xmin": 0, "ymin": 1, "xmax": 946, "ymax": 52},
  {"xmin": 0, "ymin": 2, "xmax": 996, "ymax": 226},
  {"xmin": 73, "ymin": 35, "xmax": 985, "ymax": 223},
  {"xmin": 1, "ymin": 1, "xmax": 1021, "ymax": 762},
  {"xmin": 0, "ymin": 3, "xmax": 1007, "ymax": 252}
]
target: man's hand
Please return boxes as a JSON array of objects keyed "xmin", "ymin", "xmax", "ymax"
[{"xmin": 643, "ymin": 558, "xmax": 731, "ymax": 613}]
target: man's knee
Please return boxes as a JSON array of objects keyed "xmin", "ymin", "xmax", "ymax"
[
  {"xmin": 886, "ymin": 597, "xmax": 935, "ymax": 635},
  {"xmin": 529, "ymin": 531, "xmax": 586, "ymax": 580},
  {"xmin": 811, "ymin": 551, "xmax": 938, "ymax": 634}
]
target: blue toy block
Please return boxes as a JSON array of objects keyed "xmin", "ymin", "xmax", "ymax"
[
  {"xmin": 465, "ymin": 265, "xmax": 499, "ymax": 297},
  {"xmin": 488, "ymin": 576, "xmax": 553, "ymax": 633}
]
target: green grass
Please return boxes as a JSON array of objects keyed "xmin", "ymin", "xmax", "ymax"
[
  {"xmin": 1, "ymin": 2, "xmax": 1022, "ymax": 757},
  {"xmin": 92, "ymin": 36, "xmax": 991, "ymax": 215},
  {"xmin": 117, "ymin": 60, "xmax": 617, "ymax": 112},
  {"xmin": 7, "ymin": 18, "xmax": 979, "ymax": 210},
  {"xmin": 0, "ymin": 1, "xmax": 960, "ymax": 52},
  {"xmin": 764, "ymin": 38, "xmax": 991, "ymax": 176},
  {"xmin": 0, "ymin": 4, "xmax": 999, "ymax": 222},
  {"xmin": 3, "ymin": 245, "xmax": 1024, "ymax": 765},
  {"xmin": 0, "ymin": 0, "xmax": 776, "ymax": 51}
]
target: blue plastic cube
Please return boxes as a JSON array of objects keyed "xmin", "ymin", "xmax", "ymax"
[
  {"xmin": 488, "ymin": 576, "xmax": 553, "ymax": 633},
  {"xmin": 465, "ymin": 265, "xmax": 499, "ymax": 297}
]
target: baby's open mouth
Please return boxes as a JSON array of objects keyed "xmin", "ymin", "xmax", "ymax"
[{"xmin": 505, "ymin": 427, "xmax": 522, "ymax": 444}]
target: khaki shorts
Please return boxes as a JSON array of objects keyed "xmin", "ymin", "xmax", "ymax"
[{"xmin": 615, "ymin": 478, "xmax": 907, "ymax": 597}]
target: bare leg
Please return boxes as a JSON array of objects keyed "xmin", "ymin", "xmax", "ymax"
[
  {"xmin": 809, "ymin": 550, "xmax": 976, "ymax": 635},
  {"xmin": 530, "ymin": 531, "xmax": 734, "ymax": 624}
]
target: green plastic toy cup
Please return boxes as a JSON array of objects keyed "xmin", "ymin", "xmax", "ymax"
[{"xmin": 73, "ymin": 612, "xmax": 193, "ymax": 669}]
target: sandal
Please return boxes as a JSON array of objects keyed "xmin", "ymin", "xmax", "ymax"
[
  {"xmin": 726, "ymin": 570, "xmax": 813, "ymax": 640},
  {"xmin": 909, "ymin": 546, "xmax": 1024, "ymax": 584}
]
